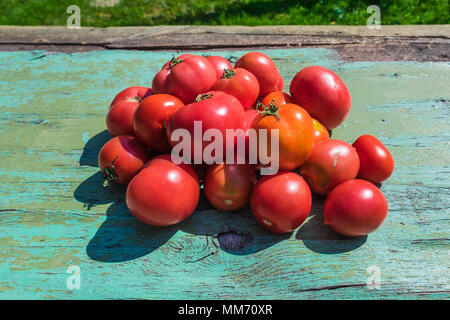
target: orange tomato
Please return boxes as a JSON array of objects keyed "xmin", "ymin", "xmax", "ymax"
[
  {"xmin": 204, "ymin": 163, "xmax": 256, "ymax": 211},
  {"xmin": 312, "ymin": 118, "xmax": 330, "ymax": 144},
  {"xmin": 260, "ymin": 91, "xmax": 293, "ymax": 108},
  {"xmin": 252, "ymin": 103, "xmax": 315, "ymax": 171}
]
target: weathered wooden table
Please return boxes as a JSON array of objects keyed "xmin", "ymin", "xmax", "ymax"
[{"xmin": 0, "ymin": 26, "xmax": 449, "ymax": 299}]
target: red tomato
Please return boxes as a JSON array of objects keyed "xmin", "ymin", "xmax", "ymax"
[
  {"xmin": 204, "ymin": 163, "xmax": 256, "ymax": 211},
  {"xmin": 206, "ymin": 56, "xmax": 233, "ymax": 79},
  {"xmin": 152, "ymin": 55, "xmax": 216, "ymax": 104},
  {"xmin": 251, "ymin": 171, "xmax": 312, "ymax": 233},
  {"xmin": 133, "ymin": 94, "xmax": 184, "ymax": 153},
  {"xmin": 324, "ymin": 179, "xmax": 389, "ymax": 236},
  {"xmin": 290, "ymin": 66, "xmax": 351, "ymax": 130},
  {"xmin": 109, "ymin": 86, "xmax": 152, "ymax": 108},
  {"xmin": 243, "ymin": 109, "xmax": 259, "ymax": 131},
  {"xmin": 235, "ymin": 52, "xmax": 279, "ymax": 97},
  {"xmin": 160, "ymin": 54, "xmax": 194, "ymax": 69},
  {"xmin": 126, "ymin": 154, "xmax": 200, "ymax": 226},
  {"xmin": 106, "ymin": 101, "xmax": 139, "ymax": 136},
  {"xmin": 312, "ymin": 118, "xmax": 330, "ymax": 144},
  {"xmin": 252, "ymin": 103, "xmax": 315, "ymax": 171},
  {"xmin": 276, "ymin": 72, "xmax": 284, "ymax": 90},
  {"xmin": 106, "ymin": 86, "xmax": 153, "ymax": 136},
  {"xmin": 98, "ymin": 135, "xmax": 149, "ymax": 186},
  {"xmin": 166, "ymin": 91, "xmax": 245, "ymax": 161},
  {"xmin": 300, "ymin": 139, "xmax": 360, "ymax": 195},
  {"xmin": 260, "ymin": 91, "xmax": 293, "ymax": 108},
  {"xmin": 212, "ymin": 68, "xmax": 259, "ymax": 110},
  {"xmin": 352, "ymin": 135, "xmax": 394, "ymax": 184}
]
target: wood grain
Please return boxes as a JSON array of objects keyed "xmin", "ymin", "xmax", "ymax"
[
  {"xmin": 1, "ymin": 25, "xmax": 449, "ymax": 61},
  {"xmin": 0, "ymin": 48, "xmax": 449, "ymax": 299}
]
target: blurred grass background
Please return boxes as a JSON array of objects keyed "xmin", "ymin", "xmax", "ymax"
[{"xmin": 0, "ymin": 0, "xmax": 448, "ymax": 27}]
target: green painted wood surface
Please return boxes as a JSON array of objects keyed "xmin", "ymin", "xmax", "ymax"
[{"xmin": 0, "ymin": 48, "xmax": 449, "ymax": 300}]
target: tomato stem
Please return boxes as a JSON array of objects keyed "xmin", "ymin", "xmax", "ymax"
[
  {"xmin": 256, "ymin": 100, "xmax": 281, "ymax": 121},
  {"xmin": 169, "ymin": 57, "xmax": 182, "ymax": 69},
  {"xmin": 195, "ymin": 93, "xmax": 213, "ymax": 102},
  {"xmin": 102, "ymin": 154, "xmax": 119, "ymax": 185},
  {"xmin": 222, "ymin": 68, "xmax": 235, "ymax": 79}
]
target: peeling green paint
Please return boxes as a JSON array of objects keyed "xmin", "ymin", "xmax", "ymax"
[{"xmin": 0, "ymin": 49, "xmax": 448, "ymax": 299}]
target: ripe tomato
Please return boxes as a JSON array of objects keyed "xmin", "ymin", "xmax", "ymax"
[
  {"xmin": 212, "ymin": 68, "xmax": 259, "ymax": 110},
  {"xmin": 312, "ymin": 118, "xmax": 330, "ymax": 144},
  {"xmin": 152, "ymin": 54, "xmax": 216, "ymax": 104},
  {"xmin": 106, "ymin": 101, "xmax": 138, "ymax": 136},
  {"xmin": 204, "ymin": 163, "xmax": 256, "ymax": 211},
  {"xmin": 300, "ymin": 139, "xmax": 360, "ymax": 195},
  {"xmin": 166, "ymin": 91, "xmax": 245, "ymax": 161},
  {"xmin": 106, "ymin": 86, "xmax": 153, "ymax": 136},
  {"xmin": 235, "ymin": 52, "xmax": 279, "ymax": 97},
  {"xmin": 251, "ymin": 171, "xmax": 312, "ymax": 233},
  {"xmin": 160, "ymin": 54, "xmax": 194, "ymax": 69},
  {"xmin": 260, "ymin": 90, "xmax": 293, "ymax": 108},
  {"xmin": 290, "ymin": 66, "xmax": 351, "ymax": 130},
  {"xmin": 109, "ymin": 86, "xmax": 152, "ymax": 108},
  {"xmin": 324, "ymin": 179, "xmax": 388, "ymax": 236},
  {"xmin": 352, "ymin": 135, "xmax": 394, "ymax": 184},
  {"xmin": 98, "ymin": 135, "xmax": 149, "ymax": 186},
  {"xmin": 276, "ymin": 72, "xmax": 284, "ymax": 91},
  {"xmin": 252, "ymin": 103, "xmax": 315, "ymax": 171},
  {"xmin": 206, "ymin": 56, "xmax": 233, "ymax": 79},
  {"xmin": 126, "ymin": 154, "xmax": 200, "ymax": 226},
  {"xmin": 133, "ymin": 94, "xmax": 184, "ymax": 153}
]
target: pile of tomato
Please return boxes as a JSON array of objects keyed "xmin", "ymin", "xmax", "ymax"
[{"xmin": 99, "ymin": 52, "xmax": 394, "ymax": 237}]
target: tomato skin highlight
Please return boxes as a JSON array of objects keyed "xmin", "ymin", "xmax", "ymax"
[
  {"xmin": 152, "ymin": 55, "xmax": 217, "ymax": 104},
  {"xmin": 166, "ymin": 91, "xmax": 245, "ymax": 161},
  {"xmin": 109, "ymin": 86, "xmax": 152, "ymax": 108},
  {"xmin": 352, "ymin": 135, "xmax": 394, "ymax": 184},
  {"xmin": 98, "ymin": 135, "xmax": 149, "ymax": 186},
  {"xmin": 206, "ymin": 56, "xmax": 233, "ymax": 79},
  {"xmin": 235, "ymin": 52, "xmax": 279, "ymax": 97},
  {"xmin": 133, "ymin": 94, "xmax": 184, "ymax": 153},
  {"xmin": 300, "ymin": 139, "xmax": 360, "ymax": 195},
  {"xmin": 251, "ymin": 171, "xmax": 312, "ymax": 234},
  {"xmin": 126, "ymin": 154, "xmax": 200, "ymax": 227},
  {"xmin": 260, "ymin": 91, "xmax": 293, "ymax": 108},
  {"xmin": 324, "ymin": 179, "xmax": 388, "ymax": 236},
  {"xmin": 212, "ymin": 68, "xmax": 260, "ymax": 110},
  {"xmin": 312, "ymin": 118, "xmax": 330, "ymax": 144},
  {"xmin": 252, "ymin": 103, "xmax": 315, "ymax": 171},
  {"xmin": 290, "ymin": 65, "xmax": 351, "ymax": 130},
  {"xmin": 204, "ymin": 163, "xmax": 256, "ymax": 211}
]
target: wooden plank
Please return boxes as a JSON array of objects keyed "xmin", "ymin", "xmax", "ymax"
[
  {"xmin": 0, "ymin": 48, "xmax": 449, "ymax": 299},
  {"xmin": 1, "ymin": 25, "xmax": 449, "ymax": 61}
]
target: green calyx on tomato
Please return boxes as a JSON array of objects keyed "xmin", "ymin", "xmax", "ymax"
[
  {"xmin": 195, "ymin": 93, "xmax": 214, "ymax": 102},
  {"xmin": 102, "ymin": 154, "xmax": 119, "ymax": 186},
  {"xmin": 222, "ymin": 68, "xmax": 236, "ymax": 79},
  {"xmin": 169, "ymin": 57, "xmax": 182, "ymax": 69},
  {"xmin": 256, "ymin": 101, "xmax": 281, "ymax": 120}
]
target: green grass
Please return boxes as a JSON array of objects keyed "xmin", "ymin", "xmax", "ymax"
[{"xmin": 0, "ymin": 0, "xmax": 448, "ymax": 27}]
